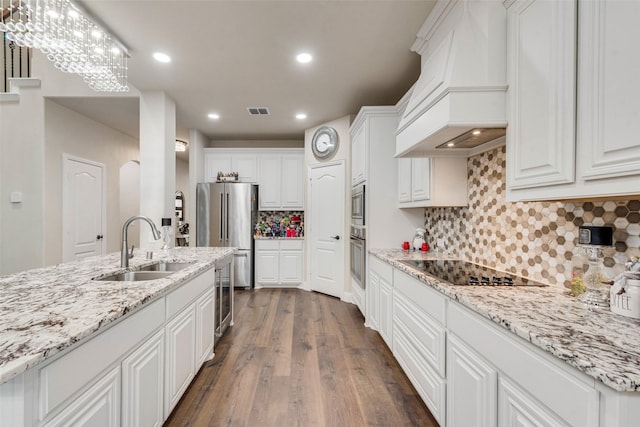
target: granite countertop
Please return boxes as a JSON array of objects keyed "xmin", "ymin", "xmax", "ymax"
[
  {"xmin": 370, "ymin": 248, "xmax": 640, "ymax": 393},
  {"xmin": 0, "ymin": 247, "xmax": 235, "ymax": 384}
]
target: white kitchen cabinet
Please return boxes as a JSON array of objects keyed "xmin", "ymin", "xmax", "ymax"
[
  {"xmin": 44, "ymin": 366, "xmax": 120, "ymax": 427},
  {"xmin": 398, "ymin": 156, "xmax": 467, "ymax": 208},
  {"xmin": 255, "ymin": 239, "xmax": 303, "ymax": 287},
  {"xmin": 392, "ymin": 269, "xmax": 447, "ymax": 425},
  {"xmin": 121, "ymin": 330, "xmax": 164, "ymax": 427},
  {"xmin": 378, "ymin": 277, "xmax": 392, "ymax": 348},
  {"xmin": 447, "ymin": 335, "xmax": 497, "ymax": 427},
  {"xmin": 367, "ymin": 268, "xmax": 380, "ymax": 331},
  {"xmin": 196, "ymin": 288, "xmax": 215, "ymax": 367},
  {"xmin": 498, "ymin": 377, "xmax": 568, "ymax": 427},
  {"xmin": 204, "ymin": 150, "xmax": 257, "ymax": 183},
  {"xmin": 506, "ymin": 0, "xmax": 640, "ymax": 200},
  {"xmin": 257, "ymin": 153, "xmax": 304, "ymax": 210},
  {"xmin": 351, "ymin": 123, "xmax": 366, "ymax": 186},
  {"xmin": 164, "ymin": 303, "xmax": 197, "ymax": 417},
  {"xmin": 505, "ymin": 0, "xmax": 577, "ymax": 190}
]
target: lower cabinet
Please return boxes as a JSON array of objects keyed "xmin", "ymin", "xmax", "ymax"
[
  {"xmin": 5, "ymin": 262, "xmax": 229, "ymax": 427},
  {"xmin": 44, "ymin": 367, "xmax": 120, "ymax": 427},
  {"xmin": 255, "ymin": 239, "xmax": 304, "ymax": 287},
  {"xmin": 165, "ymin": 303, "xmax": 197, "ymax": 417},
  {"xmin": 121, "ymin": 330, "xmax": 164, "ymax": 427},
  {"xmin": 447, "ymin": 335, "xmax": 497, "ymax": 427},
  {"xmin": 364, "ymin": 258, "xmax": 616, "ymax": 427}
]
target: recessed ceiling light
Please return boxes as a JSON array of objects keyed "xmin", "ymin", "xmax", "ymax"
[
  {"xmin": 472, "ymin": 130, "xmax": 482, "ymax": 135},
  {"xmin": 295, "ymin": 113, "xmax": 307, "ymax": 120},
  {"xmin": 296, "ymin": 53, "xmax": 312, "ymax": 64},
  {"xmin": 153, "ymin": 52, "xmax": 171, "ymax": 63},
  {"xmin": 208, "ymin": 113, "xmax": 220, "ymax": 120},
  {"xmin": 447, "ymin": 142, "xmax": 455, "ymax": 147}
]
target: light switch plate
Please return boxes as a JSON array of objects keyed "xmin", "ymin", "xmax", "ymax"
[{"xmin": 10, "ymin": 192, "xmax": 22, "ymax": 203}]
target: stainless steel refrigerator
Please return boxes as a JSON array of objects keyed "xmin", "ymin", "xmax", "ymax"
[{"xmin": 196, "ymin": 182, "xmax": 258, "ymax": 289}]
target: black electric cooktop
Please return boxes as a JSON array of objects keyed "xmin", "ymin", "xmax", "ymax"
[{"xmin": 398, "ymin": 259, "xmax": 547, "ymax": 287}]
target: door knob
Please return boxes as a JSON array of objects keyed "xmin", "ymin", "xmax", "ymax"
[
  {"xmin": 96, "ymin": 235, "xmax": 103, "ymax": 240},
  {"xmin": 331, "ymin": 235, "xmax": 340, "ymax": 240}
]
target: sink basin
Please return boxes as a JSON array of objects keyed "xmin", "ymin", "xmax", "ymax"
[
  {"xmin": 139, "ymin": 262, "xmax": 193, "ymax": 272},
  {"xmin": 94, "ymin": 271, "xmax": 173, "ymax": 282}
]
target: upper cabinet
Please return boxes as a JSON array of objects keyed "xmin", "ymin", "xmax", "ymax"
[
  {"xmin": 505, "ymin": 0, "xmax": 640, "ymax": 201},
  {"xmin": 204, "ymin": 148, "xmax": 304, "ymax": 211},
  {"xmin": 204, "ymin": 151, "xmax": 257, "ymax": 183},
  {"xmin": 258, "ymin": 153, "xmax": 304, "ymax": 210},
  {"xmin": 398, "ymin": 157, "xmax": 468, "ymax": 208},
  {"xmin": 351, "ymin": 124, "xmax": 366, "ymax": 186}
]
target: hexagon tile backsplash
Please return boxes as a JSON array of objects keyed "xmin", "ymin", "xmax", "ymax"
[{"xmin": 424, "ymin": 146, "xmax": 640, "ymax": 287}]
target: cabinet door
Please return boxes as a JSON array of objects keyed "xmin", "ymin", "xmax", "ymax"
[
  {"xmin": 258, "ymin": 156, "xmax": 282, "ymax": 209},
  {"xmin": 45, "ymin": 367, "xmax": 120, "ymax": 427},
  {"xmin": 397, "ymin": 158, "xmax": 412, "ymax": 204},
  {"xmin": 447, "ymin": 335, "xmax": 497, "ymax": 427},
  {"xmin": 232, "ymin": 154, "xmax": 258, "ymax": 183},
  {"xmin": 411, "ymin": 158, "xmax": 431, "ymax": 202},
  {"xmin": 165, "ymin": 305, "xmax": 196, "ymax": 418},
  {"xmin": 281, "ymin": 155, "xmax": 304, "ymax": 209},
  {"xmin": 498, "ymin": 377, "xmax": 569, "ymax": 427},
  {"xmin": 379, "ymin": 278, "xmax": 393, "ymax": 349},
  {"xmin": 506, "ymin": 0, "xmax": 577, "ymax": 189},
  {"xmin": 196, "ymin": 289, "xmax": 214, "ymax": 366},
  {"xmin": 122, "ymin": 330, "xmax": 164, "ymax": 427},
  {"xmin": 367, "ymin": 269, "xmax": 380, "ymax": 330},
  {"xmin": 204, "ymin": 152, "xmax": 232, "ymax": 183},
  {"xmin": 255, "ymin": 250, "xmax": 279, "ymax": 284},
  {"xmin": 279, "ymin": 250, "xmax": 303, "ymax": 284},
  {"xmin": 351, "ymin": 124, "xmax": 366, "ymax": 186},
  {"xmin": 578, "ymin": 0, "xmax": 640, "ymax": 181}
]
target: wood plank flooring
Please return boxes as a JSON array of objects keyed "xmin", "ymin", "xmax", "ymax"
[{"xmin": 164, "ymin": 289, "xmax": 438, "ymax": 427}]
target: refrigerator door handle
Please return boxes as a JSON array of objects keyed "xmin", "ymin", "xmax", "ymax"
[
  {"xmin": 226, "ymin": 192, "xmax": 230, "ymax": 240},
  {"xmin": 219, "ymin": 192, "xmax": 224, "ymax": 242}
]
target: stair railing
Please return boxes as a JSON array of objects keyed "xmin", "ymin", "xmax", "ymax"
[{"xmin": 2, "ymin": 31, "xmax": 32, "ymax": 92}]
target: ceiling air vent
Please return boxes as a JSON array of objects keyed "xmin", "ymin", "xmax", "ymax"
[{"xmin": 247, "ymin": 107, "xmax": 270, "ymax": 116}]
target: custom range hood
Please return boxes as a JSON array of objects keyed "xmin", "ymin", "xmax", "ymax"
[{"xmin": 396, "ymin": 0, "xmax": 507, "ymax": 158}]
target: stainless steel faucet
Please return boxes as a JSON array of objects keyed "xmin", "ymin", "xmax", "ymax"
[{"xmin": 121, "ymin": 216, "xmax": 162, "ymax": 267}]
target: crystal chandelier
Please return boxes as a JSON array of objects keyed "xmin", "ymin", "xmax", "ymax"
[{"xmin": 1, "ymin": 0, "xmax": 129, "ymax": 92}]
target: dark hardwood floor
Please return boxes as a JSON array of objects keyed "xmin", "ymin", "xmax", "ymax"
[{"xmin": 164, "ymin": 288, "xmax": 439, "ymax": 427}]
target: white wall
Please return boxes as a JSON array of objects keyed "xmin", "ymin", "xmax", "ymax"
[
  {"xmin": 188, "ymin": 128, "xmax": 207, "ymax": 237},
  {"xmin": 304, "ymin": 115, "xmax": 352, "ymax": 298},
  {"xmin": 210, "ymin": 139, "xmax": 303, "ymax": 149},
  {"xmin": 43, "ymin": 100, "xmax": 139, "ymax": 266},
  {"xmin": 0, "ymin": 50, "xmax": 141, "ymax": 274}
]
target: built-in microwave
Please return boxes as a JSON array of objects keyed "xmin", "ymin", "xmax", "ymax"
[{"xmin": 352, "ymin": 184, "xmax": 365, "ymax": 226}]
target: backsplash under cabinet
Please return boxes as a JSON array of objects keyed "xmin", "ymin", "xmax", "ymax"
[{"xmin": 424, "ymin": 146, "xmax": 639, "ymax": 286}]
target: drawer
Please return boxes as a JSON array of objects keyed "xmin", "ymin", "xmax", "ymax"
[
  {"xmin": 393, "ymin": 322, "xmax": 446, "ymax": 425},
  {"xmin": 280, "ymin": 239, "xmax": 303, "ymax": 250},
  {"xmin": 166, "ymin": 268, "xmax": 215, "ymax": 319},
  {"xmin": 255, "ymin": 239, "xmax": 279, "ymax": 250},
  {"xmin": 393, "ymin": 291, "xmax": 446, "ymax": 376},
  {"xmin": 394, "ymin": 269, "xmax": 446, "ymax": 325},
  {"xmin": 369, "ymin": 255, "xmax": 393, "ymax": 284}
]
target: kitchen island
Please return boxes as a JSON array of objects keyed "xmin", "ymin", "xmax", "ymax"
[
  {"xmin": 0, "ymin": 247, "xmax": 235, "ymax": 426},
  {"xmin": 369, "ymin": 248, "xmax": 640, "ymax": 427}
]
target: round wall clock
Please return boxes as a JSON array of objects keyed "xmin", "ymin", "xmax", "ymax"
[{"xmin": 311, "ymin": 126, "xmax": 339, "ymax": 159}]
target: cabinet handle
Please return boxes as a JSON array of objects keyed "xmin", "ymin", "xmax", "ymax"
[
  {"xmin": 96, "ymin": 235, "xmax": 103, "ymax": 240},
  {"xmin": 331, "ymin": 235, "xmax": 340, "ymax": 240}
]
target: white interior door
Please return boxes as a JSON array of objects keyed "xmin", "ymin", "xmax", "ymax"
[
  {"xmin": 63, "ymin": 155, "xmax": 105, "ymax": 262},
  {"xmin": 309, "ymin": 161, "xmax": 345, "ymax": 299}
]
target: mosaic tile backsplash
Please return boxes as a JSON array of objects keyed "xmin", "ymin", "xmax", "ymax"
[{"xmin": 424, "ymin": 146, "xmax": 640, "ymax": 287}]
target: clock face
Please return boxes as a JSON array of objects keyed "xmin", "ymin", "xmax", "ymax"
[{"xmin": 312, "ymin": 126, "xmax": 339, "ymax": 159}]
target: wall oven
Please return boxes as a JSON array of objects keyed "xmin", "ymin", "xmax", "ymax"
[
  {"xmin": 351, "ymin": 184, "xmax": 365, "ymax": 226},
  {"xmin": 350, "ymin": 185, "xmax": 366, "ymax": 289}
]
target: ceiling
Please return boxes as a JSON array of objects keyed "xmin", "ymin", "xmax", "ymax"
[{"xmin": 54, "ymin": 1, "xmax": 435, "ymax": 146}]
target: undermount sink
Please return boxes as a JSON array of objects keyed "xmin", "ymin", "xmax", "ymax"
[
  {"xmin": 139, "ymin": 262, "xmax": 193, "ymax": 272},
  {"xmin": 94, "ymin": 271, "xmax": 173, "ymax": 282}
]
